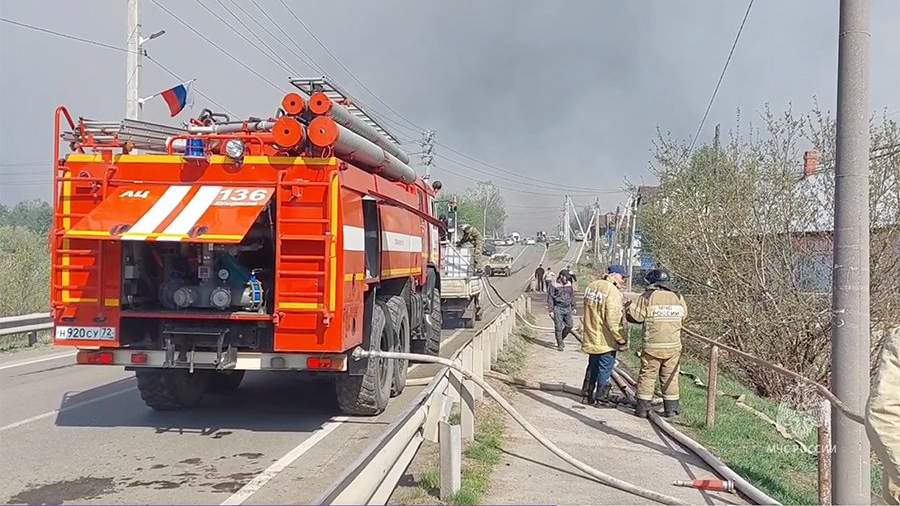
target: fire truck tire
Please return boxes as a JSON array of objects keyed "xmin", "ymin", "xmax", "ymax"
[
  {"xmin": 135, "ymin": 369, "xmax": 210, "ymax": 410},
  {"xmin": 207, "ymin": 370, "xmax": 245, "ymax": 393},
  {"xmin": 422, "ymin": 288, "xmax": 442, "ymax": 356},
  {"xmin": 386, "ymin": 295, "xmax": 410, "ymax": 397},
  {"xmin": 336, "ymin": 302, "xmax": 394, "ymax": 415}
]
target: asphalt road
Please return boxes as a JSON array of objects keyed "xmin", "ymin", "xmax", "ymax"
[{"xmin": 0, "ymin": 243, "xmax": 548, "ymax": 505}]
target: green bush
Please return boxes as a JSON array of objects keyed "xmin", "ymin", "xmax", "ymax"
[{"xmin": 0, "ymin": 226, "xmax": 50, "ymax": 317}]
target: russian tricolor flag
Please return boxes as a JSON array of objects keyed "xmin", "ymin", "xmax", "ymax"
[{"xmin": 160, "ymin": 82, "xmax": 190, "ymax": 117}]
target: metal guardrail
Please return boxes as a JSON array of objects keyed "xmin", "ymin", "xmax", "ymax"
[
  {"xmin": 0, "ymin": 312, "xmax": 52, "ymax": 342},
  {"xmin": 317, "ymin": 295, "xmax": 531, "ymax": 505}
]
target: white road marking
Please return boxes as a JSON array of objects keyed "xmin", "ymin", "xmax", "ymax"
[
  {"xmin": 221, "ymin": 417, "xmax": 348, "ymax": 505},
  {"xmin": 0, "ymin": 386, "xmax": 137, "ymax": 432},
  {"xmin": 510, "ymin": 244, "xmax": 530, "ymax": 266},
  {"xmin": 0, "ymin": 351, "xmax": 77, "ymax": 371},
  {"xmin": 537, "ymin": 245, "xmax": 548, "ymax": 266}
]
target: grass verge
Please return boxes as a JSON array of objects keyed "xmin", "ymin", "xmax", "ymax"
[
  {"xmin": 619, "ymin": 327, "xmax": 882, "ymax": 505},
  {"xmin": 547, "ymin": 241, "xmax": 568, "ymax": 262},
  {"xmin": 392, "ymin": 326, "xmax": 531, "ymax": 505}
]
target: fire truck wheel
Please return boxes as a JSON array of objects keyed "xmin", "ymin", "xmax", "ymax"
[
  {"xmin": 336, "ymin": 302, "xmax": 394, "ymax": 415},
  {"xmin": 418, "ymin": 287, "xmax": 442, "ymax": 356},
  {"xmin": 207, "ymin": 370, "xmax": 246, "ymax": 394},
  {"xmin": 386, "ymin": 295, "xmax": 410, "ymax": 397},
  {"xmin": 135, "ymin": 369, "xmax": 211, "ymax": 410}
]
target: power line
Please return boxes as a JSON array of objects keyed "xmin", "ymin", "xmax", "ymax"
[
  {"xmin": 0, "ymin": 16, "xmax": 235, "ymax": 117},
  {"xmin": 0, "ymin": 16, "xmax": 131, "ymax": 52},
  {"xmin": 244, "ymin": 0, "xmax": 328, "ymax": 76},
  {"xmin": 437, "ymin": 153, "xmax": 621, "ymax": 194},
  {"xmin": 275, "ymin": 0, "xmax": 425, "ymax": 133},
  {"xmin": 687, "ymin": 0, "xmax": 754, "ymax": 154},
  {"xmin": 226, "ymin": 0, "xmax": 321, "ymax": 73},
  {"xmin": 435, "ymin": 162, "xmax": 625, "ymax": 198},
  {"xmin": 195, "ymin": 0, "xmax": 297, "ymax": 77},
  {"xmin": 148, "ymin": 0, "xmax": 287, "ymax": 93},
  {"xmin": 145, "ymin": 56, "xmax": 236, "ymax": 117}
]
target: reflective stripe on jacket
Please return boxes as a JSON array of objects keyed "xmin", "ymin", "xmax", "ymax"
[
  {"xmin": 581, "ymin": 277, "xmax": 626, "ymax": 355},
  {"xmin": 626, "ymin": 285, "xmax": 687, "ymax": 359}
]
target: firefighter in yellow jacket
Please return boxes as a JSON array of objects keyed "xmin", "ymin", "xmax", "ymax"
[
  {"xmin": 867, "ymin": 330, "xmax": 900, "ymax": 504},
  {"xmin": 626, "ymin": 268, "xmax": 687, "ymax": 418},
  {"xmin": 581, "ymin": 265, "xmax": 628, "ymax": 405}
]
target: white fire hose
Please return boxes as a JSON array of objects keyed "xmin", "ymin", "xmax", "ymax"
[{"xmin": 354, "ymin": 348, "xmax": 686, "ymax": 505}]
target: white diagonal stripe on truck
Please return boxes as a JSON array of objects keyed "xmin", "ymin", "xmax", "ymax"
[
  {"xmin": 159, "ymin": 185, "xmax": 223, "ymax": 239},
  {"xmin": 124, "ymin": 185, "xmax": 191, "ymax": 236}
]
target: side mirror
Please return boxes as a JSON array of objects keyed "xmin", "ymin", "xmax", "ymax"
[{"xmin": 432, "ymin": 180, "xmax": 443, "ymax": 191}]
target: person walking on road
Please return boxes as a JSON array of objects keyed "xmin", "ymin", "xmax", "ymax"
[
  {"xmin": 626, "ymin": 268, "xmax": 687, "ymax": 418},
  {"xmin": 543, "ymin": 267, "xmax": 555, "ymax": 291},
  {"xmin": 867, "ymin": 330, "xmax": 900, "ymax": 504},
  {"xmin": 547, "ymin": 270, "xmax": 575, "ymax": 351},
  {"xmin": 534, "ymin": 264, "xmax": 545, "ymax": 292},
  {"xmin": 581, "ymin": 265, "xmax": 628, "ymax": 405}
]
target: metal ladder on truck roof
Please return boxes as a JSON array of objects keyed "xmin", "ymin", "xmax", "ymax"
[{"xmin": 289, "ymin": 77, "xmax": 402, "ymax": 146}]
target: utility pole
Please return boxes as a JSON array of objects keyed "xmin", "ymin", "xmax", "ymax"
[
  {"xmin": 831, "ymin": 1, "xmax": 871, "ymax": 504},
  {"xmin": 594, "ymin": 200, "xmax": 601, "ymax": 263},
  {"xmin": 421, "ymin": 129, "xmax": 436, "ymax": 179},
  {"xmin": 626, "ymin": 195, "xmax": 639, "ymax": 292},
  {"xmin": 126, "ymin": 0, "xmax": 164, "ymax": 121},
  {"xmin": 607, "ymin": 205, "xmax": 621, "ymax": 263},
  {"xmin": 564, "ymin": 195, "xmax": 571, "ymax": 247},
  {"xmin": 482, "ymin": 206, "xmax": 487, "ymax": 238},
  {"xmin": 126, "ymin": 0, "xmax": 142, "ymax": 120}
]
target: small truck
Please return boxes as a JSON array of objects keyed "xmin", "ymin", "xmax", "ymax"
[
  {"xmin": 439, "ymin": 244, "xmax": 482, "ymax": 328},
  {"xmin": 484, "ymin": 253, "xmax": 513, "ymax": 277}
]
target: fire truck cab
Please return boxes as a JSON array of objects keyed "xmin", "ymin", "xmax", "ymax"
[{"xmin": 51, "ymin": 78, "xmax": 443, "ymax": 415}]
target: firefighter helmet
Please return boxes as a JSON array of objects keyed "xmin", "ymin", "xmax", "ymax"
[{"xmin": 644, "ymin": 268, "xmax": 670, "ymax": 285}]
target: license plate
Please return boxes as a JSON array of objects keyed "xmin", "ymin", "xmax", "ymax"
[{"xmin": 55, "ymin": 326, "xmax": 116, "ymax": 340}]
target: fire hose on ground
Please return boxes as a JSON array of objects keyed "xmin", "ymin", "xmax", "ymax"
[
  {"xmin": 485, "ymin": 275, "xmax": 864, "ymax": 424},
  {"xmin": 478, "ymin": 276, "xmax": 781, "ymax": 504},
  {"xmin": 612, "ymin": 367, "xmax": 780, "ymax": 505},
  {"xmin": 354, "ymin": 347, "xmax": 687, "ymax": 505}
]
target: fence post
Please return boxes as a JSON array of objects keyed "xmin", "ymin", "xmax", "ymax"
[
  {"xmin": 818, "ymin": 399, "xmax": 832, "ymax": 506},
  {"xmin": 503, "ymin": 314, "xmax": 510, "ymax": 348},
  {"xmin": 473, "ymin": 332, "xmax": 484, "ymax": 401},
  {"xmin": 27, "ymin": 331, "xmax": 37, "ymax": 346},
  {"xmin": 460, "ymin": 346, "xmax": 475, "ymax": 441},
  {"xmin": 483, "ymin": 325, "xmax": 493, "ymax": 372},
  {"xmin": 705, "ymin": 345, "xmax": 719, "ymax": 428},
  {"xmin": 490, "ymin": 325, "xmax": 499, "ymax": 365},
  {"xmin": 439, "ymin": 421, "xmax": 462, "ymax": 500},
  {"xmin": 447, "ymin": 360, "xmax": 462, "ymax": 404},
  {"xmin": 424, "ymin": 383, "xmax": 449, "ymax": 443}
]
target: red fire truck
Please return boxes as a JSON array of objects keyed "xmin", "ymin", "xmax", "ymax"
[{"xmin": 51, "ymin": 78, "xmax": 443, "ymax": 415}]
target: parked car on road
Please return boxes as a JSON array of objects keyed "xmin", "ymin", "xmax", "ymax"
[
  {"xmin": 482, "ymin": 240, "xmax": 497, "ymax": 256},
  {"xmin": 525, "ymin": 238, "xmax": 536, "ymax": 245}
]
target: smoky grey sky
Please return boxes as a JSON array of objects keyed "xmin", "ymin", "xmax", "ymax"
[{"xmin": 1, "ymin": 0, "xmax": 898, "ymax": 234}]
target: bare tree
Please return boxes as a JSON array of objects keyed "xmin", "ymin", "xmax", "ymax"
[{"xmin": 639, "ymin": 106, "xmax": 900, "ymax": 397}]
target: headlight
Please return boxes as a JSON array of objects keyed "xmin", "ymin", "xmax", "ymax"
[{"xmin": 225, "ymin": 139, "xmax": 245, "ymax": 160}]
